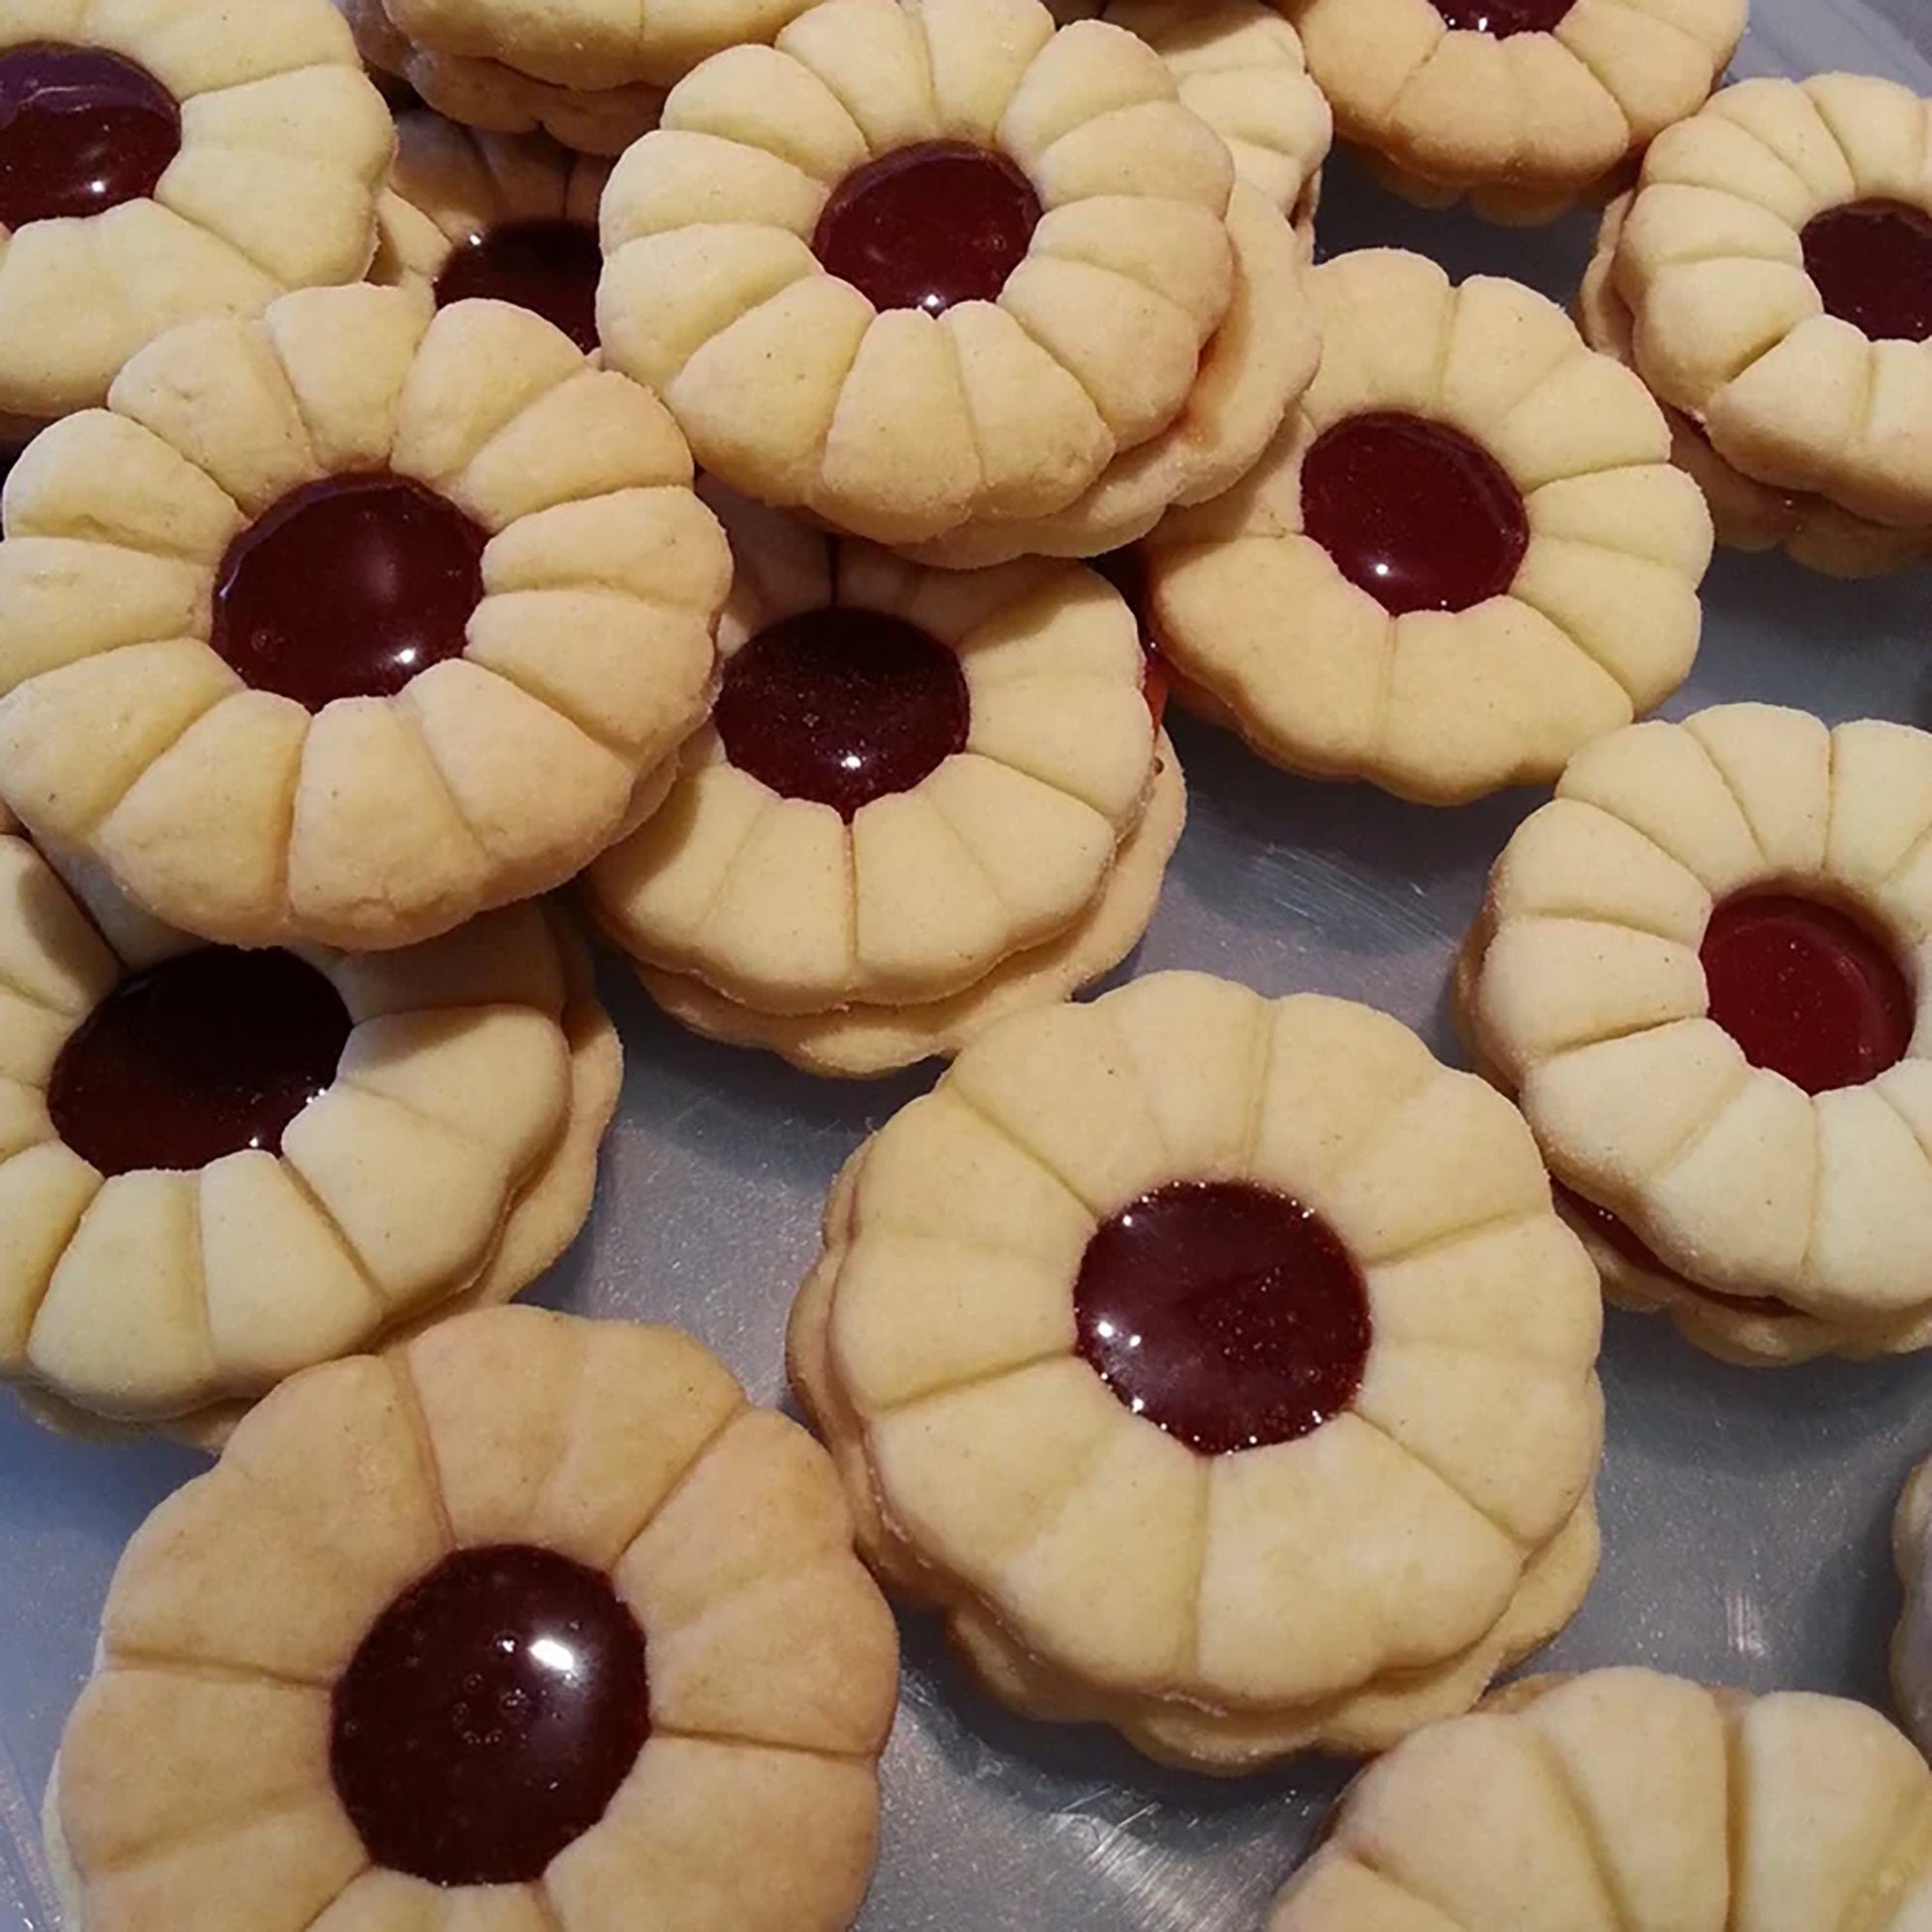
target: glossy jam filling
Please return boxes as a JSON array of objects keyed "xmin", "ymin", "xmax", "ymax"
[
  {"xmin": 0, "ymin": 43, "xmax": 181, "ymax": 229},
  {"xmin": 1557, "ymin": 1184, "xmax": 1796, "ymax": 1319},
  {"xmin": 47, "ymin": 948, "xmax": 350, "ymax": 1177},
  {"xmin": 435, "ymin": 217, "xmax": 603, "ymax": 354},
  {"xmin": 1701, "ymin": 893, "xmax": 1913, "ymax": 1096},
  {"xmin": 812, "ymin": 141, "xmax": 1042, "ymax": 317},
  {"xmin": 1301, "ymin": 411, "xmax": 1529, "ymax": 616},
  {"xmin": 1429, "ymin": 0, "xmax": 1575, "ymax": 33},
  {"xmin": 211, "ymin": 473, "xmax": 487, "ymax": 710},
  {"xmin": 332, "ymin": 1544, "xmax": 649, "ymax": 1887},
  {"xmin": 1801, "ymin": 200, "xmax": 1932, "ymax": 345},
  {"xmin": 1074, "ymin": 1179, "xmax": 1371, "ymax": 1454},
  {"xmin": 713, "ymin": 607, "xmax": 970, "ymax": 819}
]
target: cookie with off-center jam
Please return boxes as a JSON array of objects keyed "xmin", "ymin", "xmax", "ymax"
[
  {"xmin": 1460, "ymin": 703, "xmax": 1932, "ymax": 1366},
  {"xmin": 46, "ymin": 1307, "xmax": 898, "ymax": 1932},
  {"xmin": 790, "ymin": 971, "xmax": 1603, "ymax": 1770},
  {"xmin": 0, "ymin": 283, "xmax": 729, "ymax": 953}
]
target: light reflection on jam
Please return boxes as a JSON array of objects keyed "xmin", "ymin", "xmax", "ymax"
[{"xmin": 1429, "ymin": 0, "xmax": 1575, "ymax": 34}]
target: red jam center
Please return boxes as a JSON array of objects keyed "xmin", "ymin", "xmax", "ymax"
[
  {"xmin": 713, "ymin": 608, "xmax": 969, "ymax": 819},
  {"xmin": 0, "ymin": 43, "xmax": 181, "ymax": 229},
  {"xmin": 1429, "ymin": 0, "xmax": 1575, "ymax": 33},
  {"xmin": 1700, "ymin": 894, "xmax": 1913, "ymax": 1096},
  {"xmin": 1301, "ymin": 412, "xmax": 1528, "ymax": 617},
  {"xmin": 1557, "ymin": 1185, "xmax": 1795, "ymax": 1319},
  {"xmin": 47, "ymin": 948, "xmax": 350, "ymax": 1177},
  {"xmin": 812, "ymin": 141, "xmax": 1042, "ymax": 317},
  {"xmin": 434, "ymin": 217, "xmax": 603, "ymax": 354},
  {"xmin": 1801, "ymin": 201, "xmax": 1932, "ymax": 345},
  {"xmin": 332, "ymin": 1544, "xmax": 649, "ymax": 1887},
  {"xmin": 1074, "ymin": 1180, "xmax": 1371, "ymax": 1455},
  {"xmin": 211, "ymin": 473, "xmax": 486, "ymax": 711}
]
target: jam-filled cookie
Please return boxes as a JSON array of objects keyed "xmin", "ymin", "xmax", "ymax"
[
  {"xmin": 791, "ymin": 972, "xmax": 1603, "ymax": 1769},
  {"xmin": 1148, "ymin": 248, "xmax": 1713, "ymax": 804},
  {"xmin": 48, "ymin": 1307, "xmax": 899, "ymax": 1932},
  {"xmin": 1460, "ymin": 703, "xmax": 1932, "ymax": 1365},
  {"xmin": 1282, "ymin": 0, "xmax": 1744, "ymax": 224},
  {"xmin": 1272, "ymin": 1668, "xmax": 1932, "ymax": 1930},
  {"xmin": 0, "ymin": 829, "xmax": 619, "ymax": 1432},
  {"xmin": 0, "ymin": 0, "xmax": 394, "ymax": 420},
  {"xmin": 597, "ymin": 0, "xmax": 1253, "ymax": 549},
  {"xmin": 587, "ymin": 488, "xmax": 1183, "ymax": 1076},
  {"xmin": 1602, "ymin": 75, "xmax": 1932, "ymax": 555},
  {"xmin": 0, "ymin": 284, "xmax": 729, "ymax": 953},
  {"xmin": 1894, "ymin": 1453, "xmax": 1932, "ymax": 1759}
]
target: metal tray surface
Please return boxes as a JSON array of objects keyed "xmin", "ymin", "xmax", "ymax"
[{"xmin": 2, "ymin": 4, "xmax": 1929, "ymax": 1924}]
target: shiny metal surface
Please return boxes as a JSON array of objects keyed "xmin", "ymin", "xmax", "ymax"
[{"xmin": 1, "ymin": 5, "xmax": 1928, "ymax": 1923}]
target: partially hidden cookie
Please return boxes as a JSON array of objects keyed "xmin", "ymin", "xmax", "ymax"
[
  {"xmin": 598, "ymin": 0, "xmax": 1251, "ymax": 548},
  {"xmin": 0, "ymin": 828, "xmax": 618, "ymax": 1433},
  {"xmin": 1894, "ymin": 1454, "xmax": 1932, "ymax": 1761},
  {"xmin": 791, "ymin": 971, "xmax": 1604, "ymax": 1769},
  {"xmin": 1148, "ymin": 248, "xmax": 1713, "ymax": 804},
  {"xmin": 1283, "ymin": 0, "xmax": 1745, "ymax": 224},
  {"xmin": 48, "ymin": 1306, "xmax": 899, "ymax": 1932},
  {"xmin": 587, "ymin": 488, "xmax": 1181, "ymax": 1076},
  {"xmin": 1460, "ymin": 703, "xmax": 1932, "ymax": 1366},
  {"xmin": 0, "ymin": 283, "xmax": 729, "ymax": 953},
  {"xmin": 1272, "ymin": 1667, "xmax": 1932, "ymax": 1930},
  {"xmin": 1605, "ymin": 75, "xmax": 1932, "ymax": 548},
  {"xmin": 0, "ymin": 0, "xmax": 393, "ymax": 419}
]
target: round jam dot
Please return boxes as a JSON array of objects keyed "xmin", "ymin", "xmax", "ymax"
[
  {"xmin": 0, "ymin": 43, "xmax": 181, "ymax": 230},
  {"xmin": 212, "ymin": 473, "xmax": 486, "ymax": 711},
  {"xmin": 1429, "ymin": 0, "xmax": 1574, "ymax": 33},
  {"xmin": 1301, "ymin": 411, "xmax": 1529, "ymax": 616},
  {"xmin": 1700, "ymin": 893, "xmax": 1914, "ymax": 1096},
  {"xmin": 435, "ymin": 218, "xmax": 603, "ymax": 354},
  {"xmin": 1074, "ymin": 1179, "xmax": 1371, "ymax": 1455},
  {"xmin": 714, "ymin": 608, "xmax": 970, "ymax": 819},
  {"xmin": 47, "ymin": 948, "xmax": 350, "ymax": 1177},
  {"xmin": 1801, "ymin": 200, "xmax": 1932, "ymax": 345},
  {"xmin": 332, "ymin": 1544, "xmax": 649, "ymax": 1887},
  {"xmin": 1556, "ymin": 1184, "xmax": 1795, "ymax": 1319},
  {"xmin": 813, "ymin": 141, "xmax": 1042, "ymax": 317}
]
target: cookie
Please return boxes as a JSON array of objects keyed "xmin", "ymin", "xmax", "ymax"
[
  {"xmin": 0, "ymin": 283, "xmax": 729, "ymax": 953},
  {"xmin": 1272, "ymin": 1667, "xmax": 1932, "ymax": 1930},
  {"xmin": 1895, "ymin": 1455, "xmax": 1932, "ymax": 1760},
  {"xmin": 587, "ymin": 489, "xmax": 1180, "ymax": 1073},
  {"xmin": 0, "ymin": 828, "xmax": 619, "ymax": 1430},
  {"xmin": 790, "ymin": 971, "xmax": 1604, "ymax": 1770},
  {"xmin": 1604, "ymin": 75, "xmax": 1932, "ymax": 547},
  {"xmin": 48, "ymin": 1306, "xmax": 899, "ymax": 1932},
  {"xmin": 1147, "ymin": 248, "xmax": 1713, "ymax": 804},
  {"xmin": 0, "ymin": 0, "xmax": 393, "ymax": 420},
  {"xmin": 597, "ymin": 0, "xmax": 1248, "ymax": 548},
  {"xmin": 1283, "ymin": 0, "xmax": 1744, "ymax": 224},
  {"xmin": 1459, "ymin": 702, "xmax": 1932, "ymax": 1365}
]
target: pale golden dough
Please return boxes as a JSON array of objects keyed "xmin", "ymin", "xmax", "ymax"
[
  {"xmin": 50, "ymin": 1308, "xmax": 899, "ymax": 1932},
  {"xmin": 790, "ymin": 972, "xmax": 1603, "ymax": 1769},
  {"xmin": 1894, "ymin": 1455, "xmax": 1932, "ymax": 1760}
]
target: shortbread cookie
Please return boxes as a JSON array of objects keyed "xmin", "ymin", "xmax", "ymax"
[
  {"xmin": 1895, "ymin": 1455, "xmax": 1932, "ymax": 1759},
  {"xmin": 0, "ymin": 0, "xmax": 393, "ymax": 419},
  {"xmin": 1459, "ymin": 703, "xmax": 1932, "ymax": 1366},
  {"xmin": 49, "ymin": 1306, "xmax": 899, "ymax": 1932},
  {"xmin": 791, "ymin": 972, "xmax": 1604, "ymax": 1770},
  {"xmin": 0, "ymin": 283, "xmax": 729, "ymax": 953},
  {"xmin": 1272, "ymin": 1667, "xmax": 1932, "ymax": 1930},
  {"xmin": 1284, "ymin": 0, "xmax": 1744, "ymax": 223},
  {"xmin": 0, "ymin": 829, "xmax": 619, "ymax": 1428},
  {"xmin": 1148, "ymin": 248, "xmax": 1713, "ymax": 803},
  {"xmin": 1608, "ymin": 75, "xmax": 1932, "ymax": 541},
  {"xmin": 598, "ymin": 0, "xmax": 1246, "ymax": 547}
]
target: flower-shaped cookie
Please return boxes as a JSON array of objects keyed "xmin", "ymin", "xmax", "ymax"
[
  {"xmin": 1460, "ymin": 703, "xmax": 1932, "ymax": 1366},
  {"xmin": 1272, "ymin": 1668, "xmax": 1932, "ymax": 1930},
  {"xmin": 598, "ymin": 0, "xmax": 1244, "ymax": 547},
  {"xmin": 0, "ymin": 0, "xmax": 393, "ymax": 419},
  {"xmin": 791, "ymin": 972, "xmax": 1604, "ymax": 1770},
  {"xmin": 588, "ymin": 488, "xmax": 1179, "ymax": 1075},
  {"xmin": 1283, "ymin": 0, "xmax": 1745, "ymax": 224},
  {"xmin": 1148, "ymin": 249, "xmax": 1713, "ymax": 804},
  {"xmin": 1610, "ymin": 75, "xmax": 1932, "ymax": 540},
  {"xmin": 0, "ymin": 829, "xmax": 618, "ymax": 1429},
  {"xmin": 1895, "ymin": 1454, "xmax": 1932, "ymax": 1761},
  {"xmin": 49, "ymin": 1307, "xmax": 899, "ymax": 1932},
  {"xmin": 0, "ymin": 283, "xmax": 729, "ymax": 953}
]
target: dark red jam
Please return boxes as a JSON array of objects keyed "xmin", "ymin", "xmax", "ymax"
[
  {"xmin": 0, "ymin": 44, "xmax": 181, "ymax": 229},
  {"xmin": 1800, "ymin": 200, "xmax": 1932, "ymax": 344},
  {"xmin": 435, "ymin": 218, "xmax": 603, "ymax": 354},
  {"xmin": 1429, "ymin": 0, "xmax": 1575, "ymax": 34}
]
